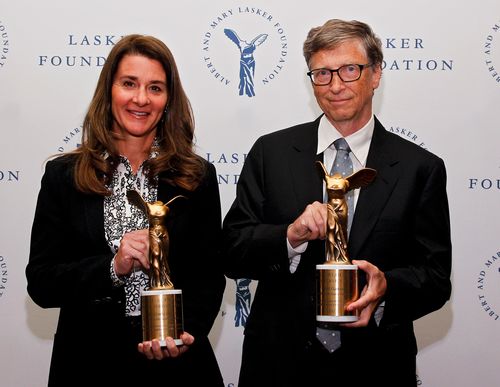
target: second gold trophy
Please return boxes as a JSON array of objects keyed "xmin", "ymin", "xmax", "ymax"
[{"xmin": 127, "ymin": 190, "xmax": 185, "ymax": 346}]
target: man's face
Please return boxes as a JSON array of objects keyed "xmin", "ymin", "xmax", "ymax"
[{"xmin": 309, "ymin": 39, "xmax": 382, "ymax": 134}]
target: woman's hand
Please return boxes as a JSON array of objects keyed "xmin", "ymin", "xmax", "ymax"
[
  {"xmin": 114, "ymin": 229, "xmax": 150, "ymax": 276},
  {"xmin": 138, "ymin": 332, "xmax": 195, "ymax": 360}
]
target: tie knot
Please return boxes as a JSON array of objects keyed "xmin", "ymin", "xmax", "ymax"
[{"xmin": 333, "ymin": 138, "xmax": 350, "ymax": 152}]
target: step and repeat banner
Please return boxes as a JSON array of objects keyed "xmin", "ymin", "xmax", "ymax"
[{"xmin": 1, "ymin": 0, "xmax": 500, "ymax": 386}]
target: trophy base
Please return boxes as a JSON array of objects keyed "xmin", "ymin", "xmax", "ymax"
[
  {"xmin": 141, "ymin": 289, "xmax": 184, "ymax": 347},
  {"xmin": 316, "ymin": 264, "xmax": 359, "ymax": 322}
]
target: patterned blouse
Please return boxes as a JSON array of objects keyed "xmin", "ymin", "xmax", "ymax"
[{"xmin": 104, "ymin": 151, "xmax": 158, "ymax": 316}]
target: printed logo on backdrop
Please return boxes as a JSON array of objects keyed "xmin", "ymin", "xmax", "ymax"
[
  {"xmin": 476, "ymin": 250, "xmax": 500, "ymax": 321},
  {"xmin": 235, "ymin": 278, "xmax": 252, "ymax": 327},
  {"xmin": 483, "ymin": 20, "xmax": 500, "ymax": 85},
  {"xmin": 57, "ymin": 126, "xmax": 82, "ymax": 153},
  {"xmin": 388, "ymin": 125, "xmax": 427, "ymax": 149},
  {"xmin": 382, "ymin": 37, "xmax": 453, "ymax": 72},
  {"xmin": 468, "ymin": 177, "xmax": 500, "ymax": 190},
  {"xmin": 38, "ymin": 34, "xmax": 121, "ymax": 68},
  {"xmin": 0, "ymin": 255, "xmax": 8, "ymax": 299},
  {"xmin": 0, "ymin": 20, "xmax": 9, "ymax": 69},
  {"xmin": 202, "ymin": 7, "xmax": 288, "ymax": 97},
  {"xmin": 206, "ymin": 151, "xmax": 252, "ymax": 326},
  {"xmin": 206, "ymin": 151, "xmax": 247, "ymax": 185},
  {"xmin": 0, "ymin": 169, "xmax": 19, "ymax": 183}
]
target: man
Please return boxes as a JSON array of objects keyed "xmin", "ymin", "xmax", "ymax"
[{"xmin": 222, "ymin": 19, "xmax": 451, "ymax": 387}]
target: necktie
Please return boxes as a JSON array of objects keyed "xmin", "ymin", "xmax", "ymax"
[
  {"xmin": 316, "ymin": 138, "xmax": 353, "ymax": 353},
  {"xmin": 332, "ymin": 138, "xmax": 354, "ymax": 233}
]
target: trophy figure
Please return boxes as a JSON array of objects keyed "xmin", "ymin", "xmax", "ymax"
[
  {"xmin": 315, "ymin": 161, "xmax": 376, "ymax": 322},
  {"xmin": 127, "ymin": 190, "xmax": 185, "ymax": 346}
]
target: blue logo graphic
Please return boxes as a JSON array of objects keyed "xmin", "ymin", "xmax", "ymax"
[
  {"xmin": 234, "ymin": 278, "xmax": 252, "ymax": 327},
  {"xmin": 224, "ymin": 29, "xmax": 268, "ymax": 97},
  {"xmin": 202, "ymin": 7, "xmax": 288, "ymax": 98}
]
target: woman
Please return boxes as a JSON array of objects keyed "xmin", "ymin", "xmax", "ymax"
[{"xmin": 26, "ymin": 35, "xmax": 225, "ymax": 386}]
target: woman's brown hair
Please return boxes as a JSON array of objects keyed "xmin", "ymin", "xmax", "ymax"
[{"xmin": 73, "ymin": 34, "xmax": 205, "ymax": 195}]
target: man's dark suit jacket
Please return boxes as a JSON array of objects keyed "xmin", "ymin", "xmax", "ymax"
[
  {"xmin": 26, "ymin": 155, "xmax": 225, "ymax": 387},
  {"xmin": 223, "ymin": 116, "xmax": 452, "ymax": 387}
]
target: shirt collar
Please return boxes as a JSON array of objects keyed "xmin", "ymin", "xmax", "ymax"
[{"xmin": 316, "ymin": 115, "xmax": 375, "ymax": 166}]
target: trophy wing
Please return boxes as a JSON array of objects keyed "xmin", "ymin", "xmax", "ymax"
[
  {"xmin": 346, "ymin": 168, "xmax": 377, "ymax": 190},
  {"xmin": 164, "ymin": 195, "xmax": 187, "ymax": 207},
  {"xmin": 224, "ymin": 28, "xmax": 242, "ymax": 49},
  {"xmin": 315, "ymin": 160, "xmax": 329, "ymax": 180},
  {"xmin": 126, "ymin": 190, "xmax": 149, "ymax": 215}
]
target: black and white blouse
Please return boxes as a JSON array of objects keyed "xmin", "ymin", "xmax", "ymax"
[{"xmin": 105, "ymin": 153, "xmax": 158, "ymax": 316}]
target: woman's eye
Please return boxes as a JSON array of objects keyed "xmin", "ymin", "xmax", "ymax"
[{"xmin": 150, "ymin": 85, "xmax": 163, "ymax": 93}]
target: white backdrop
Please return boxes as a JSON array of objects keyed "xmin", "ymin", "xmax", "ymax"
[{"xmin": 1, "ymin": 0, "xmax": 500, "ymax": 386}]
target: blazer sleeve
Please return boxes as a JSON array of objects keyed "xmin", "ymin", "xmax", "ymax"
[
  {"xmin": 222, "ymin": 136, "xmax": 291, "ymax": 280},
  {"xmin": 26, "ymin": 158, "xmax": 115, "ymax": 309},
  {"xmin": 170, "ymin": 162, "xmax": 226, "ymax": 338},
  {"xmin": 382, "ymin": 157, "xmax": 452, "ymax": 323}
]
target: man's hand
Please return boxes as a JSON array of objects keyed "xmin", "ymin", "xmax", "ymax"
[
  {"xmin": 343, "ymin": 259, "xmax": 387, "ymax": 328},
  {"xmin": 287, "ymin": 201, "xmax": 327, "ymax": 248}
]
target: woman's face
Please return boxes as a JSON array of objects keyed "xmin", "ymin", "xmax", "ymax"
[{"xmin": 111, "ymin": 54, "xmax": 168, "ymax": 140}]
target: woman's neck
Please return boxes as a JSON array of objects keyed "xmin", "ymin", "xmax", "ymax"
[{"xmin": 115, "ymin": 133, "xmax": 156, "ymax": 174}]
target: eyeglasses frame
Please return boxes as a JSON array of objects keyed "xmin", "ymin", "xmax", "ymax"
[{"xmin": 307, "ymin": 63, "xmax": 373, "ymax": 86}]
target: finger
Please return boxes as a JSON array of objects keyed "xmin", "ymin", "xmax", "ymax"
[
  {"xmin": 122, "ymin": 239, "xmax": 150, "ymax": 269},
  {"xmin": 311, "ymin": 210, "xmax": 327, "ymax": 239},
  {"xmin": 151, "ymin": 339, "xmax": 166, "ymax": 360},
  {"xmin": 164, "ymin": 337, "xmax": 180, "ymax": 358},
  {"xmin": 352, "ymin": 259, "xmax": 371, "ymax": 273},
  {"xmin": 180, "ymin": 332, "xmax": 195, "ymax": 346},
  {"xmin": 342, "ymin": 308, "xmax": 372, "ymax": 328},
  {"xmin": 299, "ymin": 205, "xmax": 323, "ymax": 240},
  {"xmin": 138, "ymin": 342, "xmax": 155, "ymax": 360},
  {"xmin": 133, "ymin": 252, "xmax": 150, "ymax": 270},
  {"xmin": 346, "ymin": 285, "xmax": 369, "ymax": 312}
]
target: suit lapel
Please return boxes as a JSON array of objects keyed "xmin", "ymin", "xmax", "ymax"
[
  {"xmin": 288, "ymin": 117, "xmax": 324, "ymax": 211},
  {"xmin": 349, "ymin": 118, "xmax": 400, "ymax": 258}
]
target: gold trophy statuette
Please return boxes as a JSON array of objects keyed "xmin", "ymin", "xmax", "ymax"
[
  {"xmin": 127, "ymin": 190, "xmax": 185, "ymax": 346},
  {"xmin": 315, "ymin": 162, "xmax": 376, "ymax": 322}
]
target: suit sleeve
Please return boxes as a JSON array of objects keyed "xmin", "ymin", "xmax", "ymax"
[
  {"xmin": 26, "ymin": 159, "xmax": 115, "ymax": 309},
  {"xmin": 222, "ymin": 137, "xmax": 290, "ymax": 280},
  {"xmin": 382, "ymin": 157, "xmax": 452, "ymax": 323}
]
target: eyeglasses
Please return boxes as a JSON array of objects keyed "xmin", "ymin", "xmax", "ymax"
[{"xmin": 307, "ymin": 64, "xmax": 372, "ymax": 85}]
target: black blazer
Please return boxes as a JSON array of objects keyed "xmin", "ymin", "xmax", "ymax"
[
  {"xmin": 27, "ymin": 155, "xmax": 225, "ymax": 387},
  {"xmin": 223, "ymin": 116, "xmax": 452, "ymax": 386}
]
